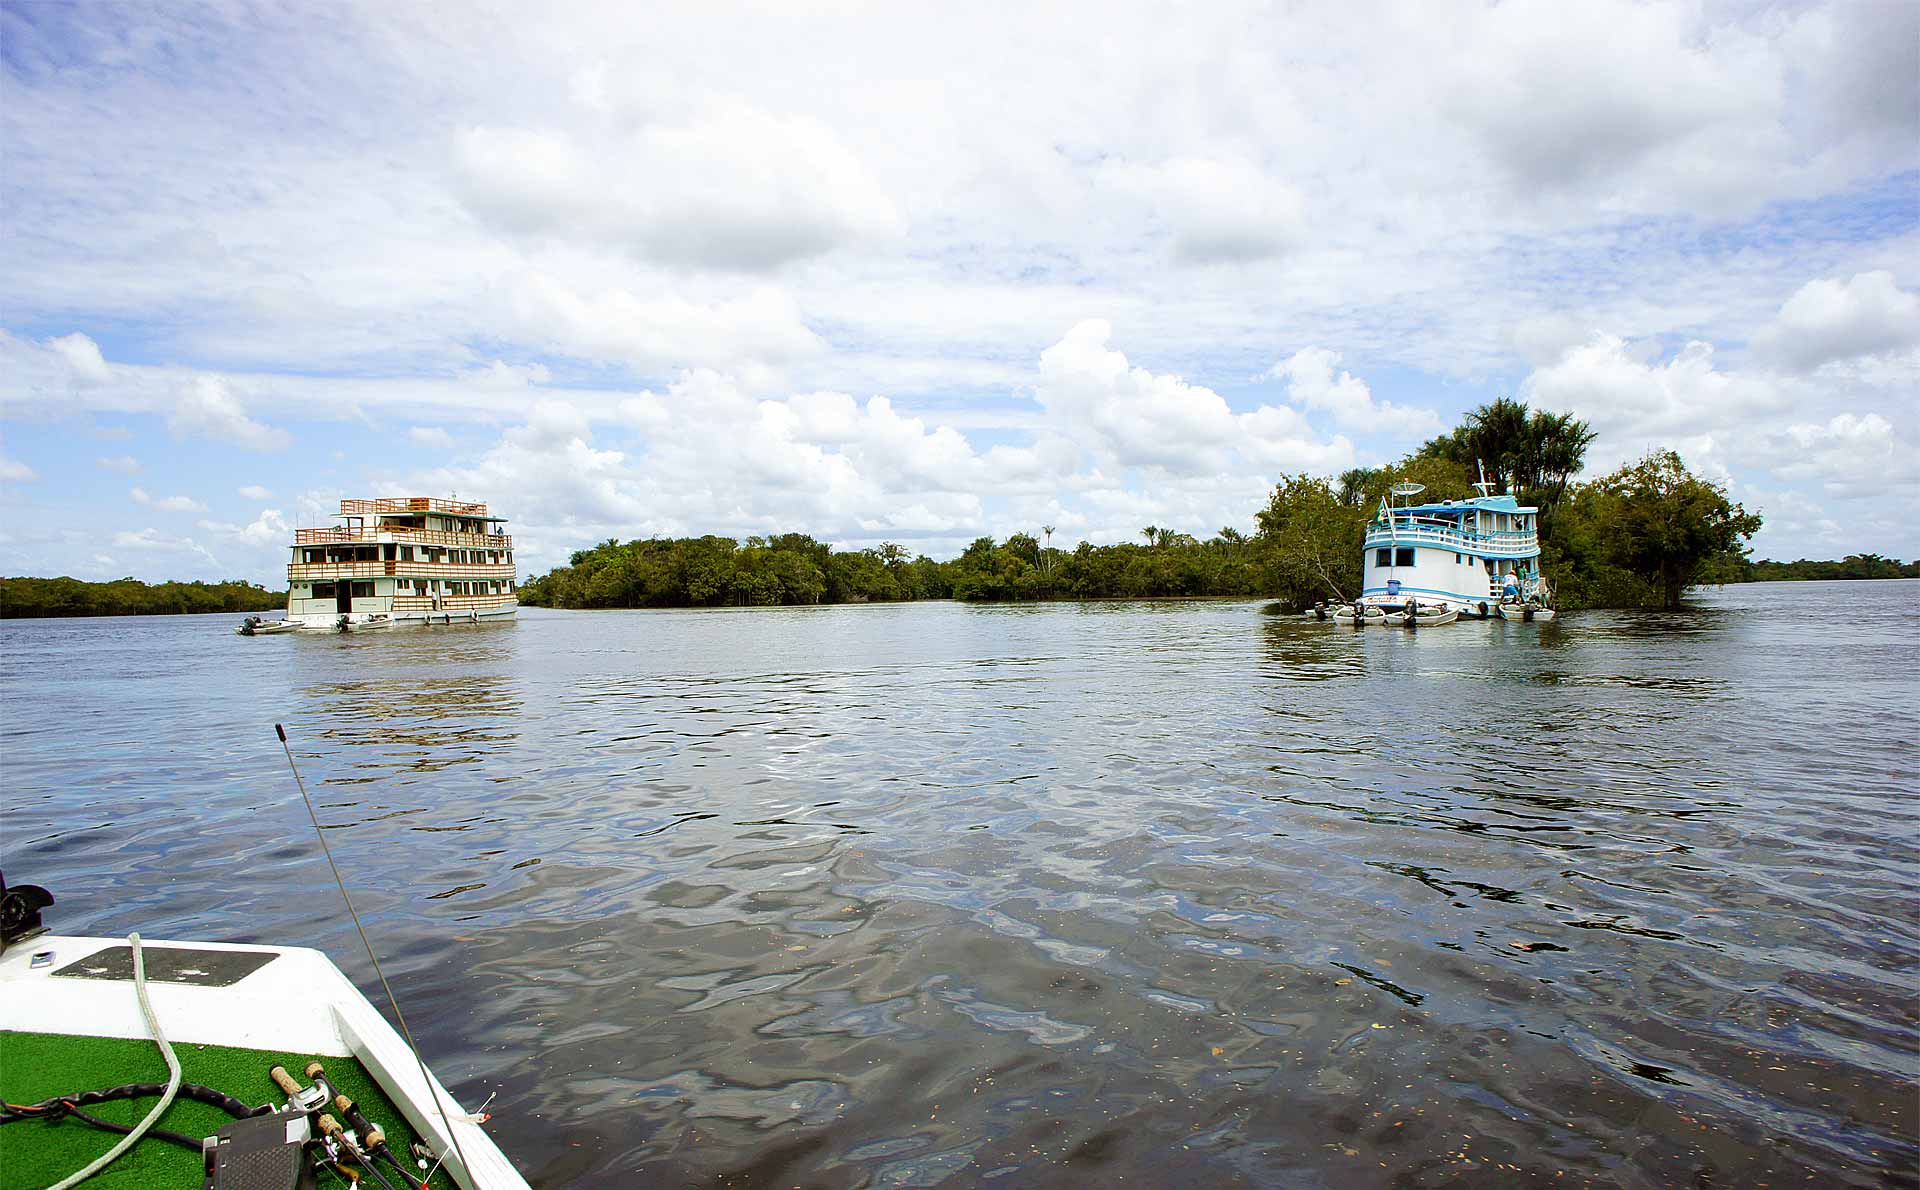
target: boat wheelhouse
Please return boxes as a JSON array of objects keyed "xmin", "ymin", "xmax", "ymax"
[
  {"xmin": 286, "ymin": 498, "xmax": 518, "ymax": 629},
  {"xmin": 1357, "ymin": 479, "xmax": 1549, "ymax": 616}
]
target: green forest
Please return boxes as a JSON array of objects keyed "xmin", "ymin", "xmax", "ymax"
[
  {"xmin": 526, "ymin": 397, "xmax": 1799, "ymax": 612},
  {"xmin": 0, "ymin": 576, "xmax": 285, "ymax": 618}
]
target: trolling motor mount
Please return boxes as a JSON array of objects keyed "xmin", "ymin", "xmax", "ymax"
[{"xmin": 0, "ymin": 870, "xmax": 55, "ymax": 949}]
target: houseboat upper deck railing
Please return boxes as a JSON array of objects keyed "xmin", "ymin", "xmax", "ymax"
[
  {"xmin": 295, "ymin": 526, "xmax": 512, "ymax": 549},
  {"xmin": 1362, "ymin": 520, "xmax": 1537, "ymax": 555},
  {"xmin": 339, "ymin": 497, "xmax": 497, "ymax": 517}
]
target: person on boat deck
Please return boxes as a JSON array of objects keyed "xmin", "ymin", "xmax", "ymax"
[{"xmin": 1502, "ymin": 569, "xmax": 1521, "ymax": 602}]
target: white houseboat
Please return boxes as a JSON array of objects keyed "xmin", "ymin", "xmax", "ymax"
[
  {"xmin": 286, "ymin": 498, "xmax": 518, "ymax": 629},
  {"xmin": 1352, "ymin": 477, "xmax": 1552, "ymax": 620}
]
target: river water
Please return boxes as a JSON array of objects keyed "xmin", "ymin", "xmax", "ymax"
[{"xmin": 2, "ymin": 580, "xmax": 1915, "ymax": 1188}]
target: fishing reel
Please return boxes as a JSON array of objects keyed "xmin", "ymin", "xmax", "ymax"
[{"xmin": 203, "ymin": 1061, "xmax": 430, "ymax": 1190}]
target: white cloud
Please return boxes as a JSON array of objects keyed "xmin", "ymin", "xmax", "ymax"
[
  {"xmin": 1266, "ymin": 347, "xmax": 1443, "ymax": 437},
  {"xmin": 1099, "ymin": 156, "xmax": 1306, "ymax": 265},
  {"xmin": 452, "ymin": 101, "xmax": 903, "ymax": 271},
  {"xmin": 408, "ymin": 426, "xmax": 454, "ymax": 448},
  {"xmin": 1763, "ymin": 412, "xmax": 1911, "ymax": 499},
  {"xmin": 1750, "ymin": 271, "xmax": 1920, "ymax": 372},
  {"xmin": 47, "ymin": 332, "xmax": 112, "ymax": 386},
  {"xmin": 460, "ymin": 360, "xmax": 551, "ymax": 390},
  {"xmin": 199, "ymin": 508, "xmax": 290, "ymax": 548},
  {"xmin": 1522, "ymin": 333, "xmax": 1788, "ymax": 468},
  {"xmin": 507, "ymin": 273, "xmax": 824, "ymax": 373},
  {"xmin": 96, "ymin": 455, "xmax": 142, "ymax": 474},
  {"xmin": 0, "ymin": 455, "xmax": 36, "ymax": 483},
  {"xmin": 238, "ymin": 484, "xmax": 272, "ymax": 500},
  {"xmin": 130, "ymin": 487, "xmax": 208, "ymax": 513},
  {"xmin": 168, "ymin": 376, "xmax": 290, "ymax": 451},
  {"xmin": 1440, "ymin": 0, "xmax": 1776, "ymax": 204},
  {"xmin": 1036, "ymin": 320, "xmax": 1354, "ymax": 477}
]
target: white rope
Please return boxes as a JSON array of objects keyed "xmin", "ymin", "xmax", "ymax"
[{"xmin": 50, "ymin": 932, "xmax": 182, "ymax": 1189}]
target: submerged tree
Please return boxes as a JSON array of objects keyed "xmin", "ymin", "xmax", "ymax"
[
  {"xmin": 1254, "ymin": 475, "xmax": 1362, "ymax": 607},
  {"xmin": 1571, "ymin": 450, "xmax": 1762, "ymax": 609}
]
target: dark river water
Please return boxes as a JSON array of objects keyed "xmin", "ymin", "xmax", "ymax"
[{"xmin": 3, "ymin": 580, "xmax": 1915, "ymax": 1188}]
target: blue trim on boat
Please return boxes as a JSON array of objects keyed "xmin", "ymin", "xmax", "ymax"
[{"xmin": 1360, "ymin": 584, "xmax": 1490, "ymax": 602}]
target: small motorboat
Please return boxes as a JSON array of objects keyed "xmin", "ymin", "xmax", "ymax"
[
  {"xmin": 233, "ymin": 615, "xmax": 299, "ymax": 636},
  {"xmin": 353, "ymin": 614, "xmax": 395, "ymax": 630},
  {"xmin": 1378, "ymin": 600, "xmax": 1459, "ymax": 627},
  {"xmin": 1494, "ymin": 601, "xmax": 1555, "ymax": 622},
  {"xmin": 1330, "ymin": 602, "xmax": 1385, "ymax": 625}
]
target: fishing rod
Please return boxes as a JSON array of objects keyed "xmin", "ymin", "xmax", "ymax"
[{"xmin": 276, "ymin": 723, "xmax": 474, "ymax": 1188}]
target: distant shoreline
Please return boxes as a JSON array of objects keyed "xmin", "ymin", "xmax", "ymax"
[{"xmin": 0, "ymin": 576, "xmax": 284, "ymax": 619}]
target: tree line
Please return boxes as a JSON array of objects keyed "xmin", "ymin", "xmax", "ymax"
[
  {"xmin": 518, "ymin": 534, "xmax": 954, "ymax": 608},
  {"xmin": 0, "ymin": 576, "xmax": 285, "ymax": 618},
  {"xmin": 1711, "ymin": 554, "xmax": 1919, "ymax": 583},
  {"xmin": 523, "ymin": 399, "xmax": 1786, "ymax": 613}
]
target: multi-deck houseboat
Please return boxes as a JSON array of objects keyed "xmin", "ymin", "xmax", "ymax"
[
  {"xmin": 1348, "ymin": 476, "xmax": 1553, "ymax": 621},
  {"xmin": 285, "ymin": 498, "xmax": 518, "ymax": 629}
]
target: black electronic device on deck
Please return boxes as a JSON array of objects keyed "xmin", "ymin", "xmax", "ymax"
[{"xmin": 202, "ymin": 1109, "xmax": 317, "ymax": 1190}]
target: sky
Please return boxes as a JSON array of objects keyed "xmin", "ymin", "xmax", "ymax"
[{"xmin": 1, "ymin": 0, "xmax": 1916, "ymax": 587}]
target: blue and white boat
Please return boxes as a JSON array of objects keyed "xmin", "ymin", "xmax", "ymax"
[{"xmin": 1353, "ymin": 475, "xmax": 1554, "ymax": 622}]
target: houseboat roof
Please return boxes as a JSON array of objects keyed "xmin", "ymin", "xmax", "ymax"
[{"xmin": 1395, "ymin": 494, "xmax": 1534, "ymax": 515}]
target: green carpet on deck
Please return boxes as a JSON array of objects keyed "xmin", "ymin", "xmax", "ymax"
[{"xmin": 1, "ymin": 1030, "xmax": 427, "ymax": 1189}]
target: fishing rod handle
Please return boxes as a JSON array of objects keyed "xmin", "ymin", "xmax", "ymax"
[
  {"xmin": 335, "ymin": 1093, "xmax": 386, "ymax": 1148},
  {"xmin": 269, "ymin": 1065, "xmax": 304, "ymax": 1098}
]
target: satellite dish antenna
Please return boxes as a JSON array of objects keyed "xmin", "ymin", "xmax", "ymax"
[{"xmin": 1390, "ymin": 481, "xmax": 1424, "ymax": 507}]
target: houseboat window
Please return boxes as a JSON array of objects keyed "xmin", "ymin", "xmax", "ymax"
[
  {"xmin": 1375, "ymin": 548, "xmax": 1391, "ymax": 566},
  {"xmin": 312, "ymin": 583, "xmax": 336, "ymax": 598},
  {"xmin": 351, "ymin": 581, "xmax": 374, "ymax": 598},
  {"xmin": 1394, "ymin": 548, "xmax": 1415, "ymax": 566}
]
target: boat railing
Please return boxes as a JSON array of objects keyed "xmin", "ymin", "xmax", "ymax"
[
  {"xmin": 340, "ymin": 497, "xmax": 491, "ymax": 517},
  {"xmin": 296, "ymin": 526, "xmax": 512, "ymax": 549},
  {"xmin": 289, "ymin": 561, "xmax": 517, "ymax": 581},
  {"xmin": 1364, "ymin": 523, "xmax": 1536, "ymax": 554}
]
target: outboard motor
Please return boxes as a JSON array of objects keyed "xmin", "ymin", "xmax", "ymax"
[
  {"xmin": 1313, "ymin": 601, "xmax": 1327, "ymax": 621},
  {"xmin": 1406, "ymin": 598, "xmax": 1418, "ymax": 628},
  {"xmin": 334, "ymin": 613, "xmax": 350, "ymax": 633},
  {"xmin": 1478, "ymin": 600, "xmax": 1488, "ymax": 618},
  {"xmin": 1522, "ymin": 604, "xmax": 1535, "ymax": 622}
]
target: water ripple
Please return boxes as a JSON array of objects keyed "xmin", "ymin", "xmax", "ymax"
[{"xmin": 3, "ymin": 584, "xmax": 1916, "ymax": 1186}]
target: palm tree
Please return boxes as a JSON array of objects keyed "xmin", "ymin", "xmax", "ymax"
[{"xmin": 1142, "ymin": 525, "xmax": 1160, "ymax": 548}]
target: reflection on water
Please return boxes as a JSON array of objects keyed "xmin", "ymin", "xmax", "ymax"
[{"xmin": 3, "ymin": 584, "xmax": 1916, "ymax": 1187}]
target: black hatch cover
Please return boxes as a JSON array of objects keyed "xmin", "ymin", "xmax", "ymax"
[{"xmin": 52, "ymin": 945, "xmax": 278, "ymax": 987}]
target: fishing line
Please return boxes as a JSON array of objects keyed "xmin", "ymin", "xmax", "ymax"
[{"xmin": 276, "ymin": 723, "xmax": 474, "ymax": 1186}]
